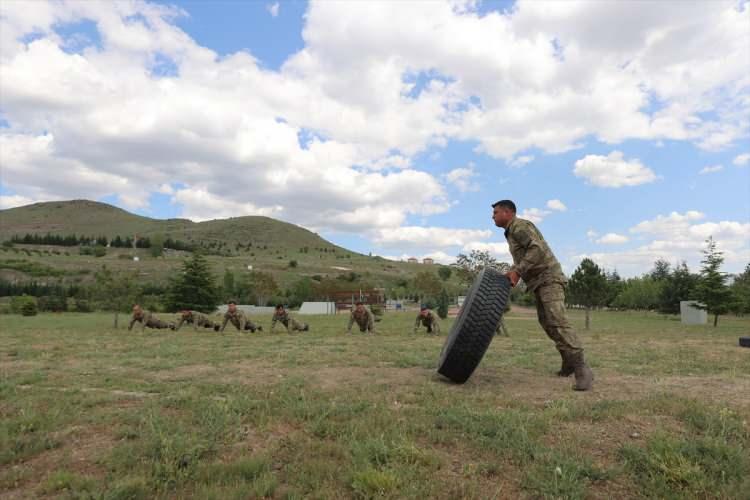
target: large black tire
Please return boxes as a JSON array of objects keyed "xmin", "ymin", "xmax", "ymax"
[
  {"xmin": 437, "ymin": 268, "xmax": 511, "ymax": 383},
  {"xmin": 740, "ymin": 337, "xmax": 750, "ymax": 348}
]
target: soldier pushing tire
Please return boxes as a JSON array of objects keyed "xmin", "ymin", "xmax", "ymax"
[{"xmin": 437, "ymin": 268, "xmax": 510, "ymax": 383}]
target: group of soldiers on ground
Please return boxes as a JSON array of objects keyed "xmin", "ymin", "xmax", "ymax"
[
  {"xmin": 128, "ymin": 301, "xmax": 445, "ymax": 336},
  {"xmin": 128, "ymin": 301, "xmax": 309, "ymax": 334}
]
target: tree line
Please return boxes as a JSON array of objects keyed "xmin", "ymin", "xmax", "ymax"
[{"xmin": 7, "ymin": 232, "xmax": 194, "ymax": 251}]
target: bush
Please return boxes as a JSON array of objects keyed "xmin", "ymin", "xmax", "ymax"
[
  {"xmin": 20, "ymin": 298, "xmax": 38, "ymax": 316},
  {"xmin": 10, "ymin": 295, "xmax": 36, "ymax": 314},
  {"xmin": 288, "ymin": 260, "xmax": 298, "ymax": 268},
  {"xmin": 73, "ymin": 299, "xmax": 93, "ymax": 312}
]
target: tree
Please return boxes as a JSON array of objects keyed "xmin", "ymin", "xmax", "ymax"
[
  {"xmin": 93, "ymin": 266, "xmax": 141, "ymax": 328},
  {"xmin": 413, "ymin": 271, "xmax": 442, "ymax": 301},
  {"xmin": 729, "ymin": 263, "xmax": 750, "ymax": 315},
  {"xmin": 567, "ymin": 258, "xmax": 607, "ymax": 330},
  {"xmin": 604, "ymin": 270, "xmax": 623, "ymax": 307},
  {"xmin": 165, "ymin": 253, "xmax": 220, "ymax": 313},
  {"xmin": 650, "ymin": 259, "xmax": 671, "ymax": 282},
  {"xmin": 657, "ymin": 262, "xmax": 698, "ymax": 314},
  {"xmin": 149, "ymin": 233, "xmax": 165, "ymax": 258},
  {"xmin": 612, "ymin": 277, "xmax": 661, "ymax": 311},
  {"xmin": 436, "ymin": 288, "xmax": 450, "ymax": 319},
  {"xmin": 223, "ymin": 269, "xmax": 235, "ymax": 299},
  {"xmin": 245, "ymin": 271, "xmax": 279, "ymax": 306},
  {"xmin": 694, "ymin": 237, "xmax": 732, "ymax": 327},
  {"xmin": 453, "ymin": 250, "xmax": 510, "ymax": 285},
  {"xmin": 438, "ymin": 266, "xmax": 452, "ymax": 281}
]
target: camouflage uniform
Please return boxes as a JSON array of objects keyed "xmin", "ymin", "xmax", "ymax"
[
  {"xmin": 271, "ymin": 310, "xmax": 308, "ymax": 333},
  {"xmin": 504, "ymin": 216, "xmax": 593, "ymax": 389},
  {"xmin": 221, "ymin": 309, "xmax": 261, "ymax": 333},
  {"xmin": 176, "ymin": 311, "xmax": 218, "ymax": 331},
  {"xmin": 504, "ymin": 216, "xmax": 581, "ymax": 354},
  {"xmin": 128, "ymin": 310, "xmax": 172, "ymax": 331},
  {"xmin": 347, "ymin": 307, "xmax": 375, "ymax": 334},
  {"xmin": 414, "ymin": 310, "xmax": 440, "ymax": 334}
]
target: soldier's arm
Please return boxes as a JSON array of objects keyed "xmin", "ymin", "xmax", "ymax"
[
  {"xmin": 141, "ymin": 313, "xmax": 149, "ymax": 332},
  {"xmin": 368, "ymin": 310, "xmax": 375, "ymax": 332},
  {"xmin": 414, "ymin": 315, "xmax": 420, "ymax": 332},
  {"xmin": 270, "ymin": 315, "xmax": 277, "ymax": 332},
  {"xmin": 175, "ymin": 317, "xmax": 185, "ymax": 331},
  {"xmin": 511, "ymin": 225, "xmax": 545, "ymax": 276},
  {"xmin": 220, "ymin": 314, "xmax": 229, "ymax": 332},
  {"xmin": 347, "ymin": 313, "xmax": 354, "ymax": 332},
  {"xmin": 239, "ymin": 312, "xmax": 246, "ymax": 331},
  {"xmin": 128, "ymin": 316, "xmax": 136, "ymax": 331}
]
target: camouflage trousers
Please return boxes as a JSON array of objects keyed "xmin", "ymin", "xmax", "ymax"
[
  {"xmin": 146, "ymin": 318, "xmax": 172, "ymax": 329},
  {"xmin": 534, "ymin": 283, "xmax": 582, "ymax": 355}
]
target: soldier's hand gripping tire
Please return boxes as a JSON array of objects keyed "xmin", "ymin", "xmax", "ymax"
[{"xmin": 437, "ymin": 268, "xmax": 511, "ymax": 383}]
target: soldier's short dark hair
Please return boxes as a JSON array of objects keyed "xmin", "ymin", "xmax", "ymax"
[
  {"xmin": 492, "ymin": 200, "xmax": 516, "ymax": 212},
  {"xmin": 355, "ymin": 301, "xmax": 363, "ymax": 306},
  {"xmin": 420, "ymin": 305, "xmax": 428, "ymax": 311},
  {"xmin": 228, "ymin": 300, "xmax": 236, "ymax": 305},
  {"xmin": 275, "ymin": 304, "xmax": 284, "ymax": 310}
]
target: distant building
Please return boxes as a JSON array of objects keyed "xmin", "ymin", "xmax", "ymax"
[
  {"xmin": 423, "ymin": 258, "xmax": 434, "ymax": 265},
  {"xmin": 407, "ymin": 257, "xmax": 418, "ymax": 263}
]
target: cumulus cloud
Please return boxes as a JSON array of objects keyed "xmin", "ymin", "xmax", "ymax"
[
  {"xmin": 519, "ymin": 207, "xmax": 550, "ymax": 224},
  {"xmin": 574, "ymin": 151, "xmax": 659, "ymax": 187},
  {"xmin": 0, "ymin": 0, "xmax": 748, "ymax": 261},
  {"xmin": 444, "ymin": 164, "xmax": 479, "ymax": 192},
  {"xmin": 596, "ymin": 233, "xmax": 629, "ymax": 245},
  {"xmin": 577, "ymin": 210, "xmax": 750, "ymax": 276},
  {"xmin": 734, "ymin": 153, "xmax": 750, "ymax": 166},
  {"xmin": 546, "ymin": 199, "xmax": 567, "ymax": 211},
  {"xmin": 372, "ymin": 226, "xmax": 491, "ymax": 249},
  {"xmin": 509, "ymin": 155, "xmax": 534, "ymax": 168},
  {"xmin": 698, "ymin": 164, "xmax": 724, "ymax": 175},
  {"xmin": 266, "ymin": 2, "xmax": 279, "ymax": 18},
  {"xmin": 0, "ymin": 194, "xmax": 36, "ymax": 209},
  {"xmin": 461, "ymin": 241, "xmax": 510, "ymax": 258}
]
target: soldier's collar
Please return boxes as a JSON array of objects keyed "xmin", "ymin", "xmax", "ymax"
[{"xmin": 503, "ymin": 216, "xmax": 518, "ymax": 238}]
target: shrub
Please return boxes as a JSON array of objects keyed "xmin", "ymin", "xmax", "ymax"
[{"xmin": 20, "ymin": 297, "xmax": 38, "ymax": 316}]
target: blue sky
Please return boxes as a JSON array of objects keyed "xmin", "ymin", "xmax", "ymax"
[{"xmin": 0, "ymin": 0, "xmax": 748, "ymax": 276}]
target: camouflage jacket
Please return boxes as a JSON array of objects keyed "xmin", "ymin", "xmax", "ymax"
[
  {"xmin": 271, "ymin": 310, "xmax": 289, "ymax": 331},
  {"xmin": 348, "ymin": 307, "xmax": 374, "ymax": 331},
  {"xmin": 221, "ymin": 309, "xmax": 247, "ymax": 331},
  {"xmin": 176, "ymin": 311, "xmax": 212, "ymax": 330},
  {"xmin": 414, "ymin": 311, "xmax": 438, "ymax": 329},
  {"xmin": 128, "ymin": 311, "xmax": 153, "ymax": 330},
  {"xmin": 504, "ymin": 216, "xmax": 566, "ymax": 292}
]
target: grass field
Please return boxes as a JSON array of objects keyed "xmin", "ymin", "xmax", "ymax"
[{"xmin": 1, "ymin": 309, "xmax": 749, "ymax": 499}]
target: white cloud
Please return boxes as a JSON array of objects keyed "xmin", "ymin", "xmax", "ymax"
[
  {"xmin": 698, "ymin": 164, "xmax": 724, "ymax": 175},
  {"xmin": 519, "ymin": 207, "xmax": 550, "ymax": 224},
  {"xmin": 372, "ymin": 226, "xmax": 491, "ymax": 249},
  {"xmin": 461, "ymin": 241, "xmax": 510, "ymax": 258},
  {"xmin": 157, "ymin": 183, "xmax": 175, "ymax": 195},
  {"xmin": 578, "ymin": 210, "xmax": 750, "ymax": 276},
  {"xmin": 0, "ymin": 0, "xmax": 748, "ymax": 264},
  {"xmin": 0, "ymin": 194, "xmax": 35, "ymax": 209},
  {"xmin": 574, "ymin": 151, "xmax": 659, "ymax": 188},
  {"xmin": 596, "ymin": 233, "xmax": 629, "ymax": 245},
  {"xmin": 266, "ymin": 2, "xmax": 279, "ymax": 18},
  {"xmin": 733, "ymin": 153, "xmax": 750, "ymax": 166},
  {"xmin": 444, "ymin": 164, "xmax": 479, "ymax": 192},
  {"xmin": 586, "ymin": 229, "xmax": 598, "ymax": 241},
  {"xmin": 509, "ymin": 155, "xmax": 534, "ymax": 168},
  {"xmin": 546, "ymin": 199, "xmax": 567, "ymax": 211}
]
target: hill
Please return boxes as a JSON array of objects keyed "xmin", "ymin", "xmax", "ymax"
[{"xmin": 0, "ymin": 200, "xmax": 461, "ymax": 296}]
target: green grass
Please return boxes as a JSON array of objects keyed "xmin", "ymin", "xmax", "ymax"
[{"xmin": 1, "ymin": 309, "xmax": 748, "ymax": 499}]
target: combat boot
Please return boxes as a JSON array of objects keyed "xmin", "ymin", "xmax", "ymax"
[
  {"xmin": 570, "ymin": 351, "xmax": 594, "ymax": 391},
  {"xmin": 557, "ymin": 350, "xmax": 575, "ymax": 377}
]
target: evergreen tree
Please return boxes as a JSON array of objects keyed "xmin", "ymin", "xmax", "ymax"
[
  {"xmin": 568, "ymin": 258, "xmax": 607, "ymax": 329},
  {"xmin": 658, "ymin": 262, "xmax": 698, "ymax": 314},
  {"xmin": 729, "ymin": 263, "xmax": 750, "ymax": 315},
  {"xmin": 694, "ymin": 237, "xmax": 732, "ymax": 326},
  {"xmin": 436, "ymin": 288, "xmax": 450, "ymax": 319},
  {"xmin": 165, "ymin": 253, "xmax": 220, "ymax": 313}
]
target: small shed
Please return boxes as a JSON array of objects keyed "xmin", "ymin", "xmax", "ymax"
[{"xmin": 680, "ymin": 301, "xmax": 707, "ymax": 325}]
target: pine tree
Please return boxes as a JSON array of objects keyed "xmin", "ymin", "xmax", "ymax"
[
  {"xmin": 694, "ymin": 237, "xmax": 732, "ymax": 327},
  {"xmin": 436, "ymin": 288, "xmax": 450, "ymax": 319},
  {"xmin": 165, "ymin": 253, "xmax": 220, "ymax": 313},
  {"xmin": 568, "ymin": 258, "xmax": 607, "ymax": 330}
]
